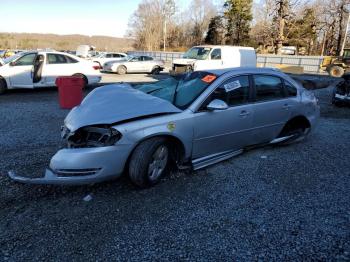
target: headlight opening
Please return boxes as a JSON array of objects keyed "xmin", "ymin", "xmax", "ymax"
[{"xmin": 66, "ymin": 126, "xmax": 122, "ymax": 148}]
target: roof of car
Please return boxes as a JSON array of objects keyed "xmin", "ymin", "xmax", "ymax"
[
  {"xmin": 205, "ymin": 67, "xmax": 284, "ymax": 76},
  {"xmin": 193, "ymin": 45, "xmax": 255, "ymax": 50}
]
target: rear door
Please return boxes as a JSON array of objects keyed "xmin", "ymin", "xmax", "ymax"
[
  {"xmin": 41, "ymin": 53, "xmax": 75, "ymax": 86},
  {"xmin": 192, "ymin": 75, "xmax": 254, "ymax": 158},
  {"xmin": 141, "ymin": 56, "xmax": 154, "ymax": 72},
  {"xmin": 250, "ymin": 74, "xmax": 291, "ymax": 144},
  {"xmin": 8, "ymin": 53, "xmax": 36, "ymax": 88}
]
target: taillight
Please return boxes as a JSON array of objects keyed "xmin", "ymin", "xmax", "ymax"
[{"xmin": 93, "ymin": 65, "xmax": 101, "ymax": 70}]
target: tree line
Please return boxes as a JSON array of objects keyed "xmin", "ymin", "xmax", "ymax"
[
  {"xmin": 0, "ymin": 33, "xmax": 134, "ymax": 52},
  {"xmin": 128, "ymin": 0, "xmax": 350, "ymax": 56}
]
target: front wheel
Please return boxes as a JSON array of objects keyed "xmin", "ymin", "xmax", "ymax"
[
  {"xmin": 151, "ymin": 66, "xmax": 161, "ymax": 75},
  {"xmin": 129, "ymin": 138, "xmax": 169, "ymax": 188},
  {"xmin": 328, "ymin": 65, "xmax": 344, "ymax": 78}
]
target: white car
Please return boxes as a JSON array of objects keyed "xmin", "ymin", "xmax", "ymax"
[
  {"xmin": 0, "ymin": 51, "xmax": 101, "ymax": 94},
  {"xmin": 92, "ymin": 52, "xmax": 127, "ymax": 68},
  {"xmin": 103, "ymin": 55, "xmax": 165, "ymax": 74}
]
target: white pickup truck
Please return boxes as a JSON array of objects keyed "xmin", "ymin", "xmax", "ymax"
[{"xmin": 171, "ymin": 45, "xmax": 256, "ymax": 74}]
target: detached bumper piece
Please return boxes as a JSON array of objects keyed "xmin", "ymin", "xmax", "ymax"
[
  {"xmin": 8, "ymin": 168, "xmax": 104, "ymax": 185},
  {"xmin": 334, "ymin": 93, "xmax": 350, "ymax": 102}
]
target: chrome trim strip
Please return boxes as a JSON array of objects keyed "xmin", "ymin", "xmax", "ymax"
[{"xmin": 192, "ymin": 149, "xmax": 243, "ymax": 170}]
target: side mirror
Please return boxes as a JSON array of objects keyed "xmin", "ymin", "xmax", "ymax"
[{"xmin": 207, "ymin": 99, "xmax": 228, "ymax": 111}]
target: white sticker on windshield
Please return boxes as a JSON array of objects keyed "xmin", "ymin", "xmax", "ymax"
[{"xmin": 224, "ymin": 80, "xmax": 241, "ymax": 92}]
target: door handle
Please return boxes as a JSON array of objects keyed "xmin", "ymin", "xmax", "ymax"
[
  {"xmin": 283, "ymin": 104, "xmax": 291, "ymax": 110},
  {"xmin": 239, "ymin": 110, "xmax": 250, "ymax": 117}
]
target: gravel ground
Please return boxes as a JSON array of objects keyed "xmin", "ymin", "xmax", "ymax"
[{"xmin": 0, "ymin": 74, "xmax": 349, "ymax": 261}]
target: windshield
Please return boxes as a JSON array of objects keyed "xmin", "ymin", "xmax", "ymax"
[
  {"xmin": 134, "ymin": 71, "xmax": 217, "ymax": 109},
  {"xmin": 183, "ymin": 47, "xmax": 212, "ymax": 60},
  {"xmin": 4, "ymin": 52, "xmax": 26, "ymax": 64}
]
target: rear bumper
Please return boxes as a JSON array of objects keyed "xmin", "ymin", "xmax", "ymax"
[
  {"xmin": 8, "ymin": 144, "xmax": 133, "ymax": 185},
  {"xmin": 88, "ymin": 76, "xmax": 102, "ymax": 84}
]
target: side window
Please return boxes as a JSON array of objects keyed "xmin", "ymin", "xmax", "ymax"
[
  {"xmin": 253, "ymin": 75, "xmax": 284, "ymax": 102},
  {"xmin": 224, "ymin": 76, "xmax": 250, "ymax": 106},
  {"xmin": 65, "ymin": 55, "xmax": 78, "ymax": 63},
  {"xmin": 56, "ymin": 54, "xmax": 67, "ymax": 64},
  {"xmin": 284, "ymin": 81, "xmax": 297, "ymax": 97},
  {"xmin": 210, "ymin": 49, "xmax": 221, "ymax": 60},
  {"xmin": 106, "ymin": 54, "xmax": 113, "ymax": 58},
  {"xmin": 113, "ymin": 54, "xmax": 120, "ymax": 58},
  {"xmin": 145, "ymin": 56, "xmax": 153, "ymax": 61},
  {"xmin": 203, "ymin": 76, "xmax": 250, "ymax": 109},
  {"xmin": 47, "ymin": 54, "xmax": 67, "ymax": 64},
  {"xmin": 14, "ymin": 53, "xmax": 36, "ymax": 66}
]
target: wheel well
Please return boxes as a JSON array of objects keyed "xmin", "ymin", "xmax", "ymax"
[
  {"xmin": 279, "ymin": 116, "xmax": 311, "ymax": 137},
  {"xmin": 72, "ymin": 73, "xmax": 88, "ymax": 84},
  {"xmin": 0, "ymin": 76, "xmax": 7, "ymax": 89},
  {"xmin": 125, "ymin": 135, "xmax": 186, "ymax": 172}
]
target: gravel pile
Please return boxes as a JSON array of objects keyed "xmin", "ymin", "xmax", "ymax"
[{"xmin": 0, "ymin": 80, "xmax": 349, "ymax": 260}]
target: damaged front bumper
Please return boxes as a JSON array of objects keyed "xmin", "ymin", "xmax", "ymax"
[{"xmin": 8, "ymin": 144, "xmax": 133, "ymax": 185}]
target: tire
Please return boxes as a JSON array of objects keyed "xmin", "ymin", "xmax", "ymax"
[
  {"xmin": 328, "ymin": 65, "xmax": 344, "ymax": 78},
  {"xmin": 72, "ymin": 73, "xmax": 88, "ymax": 89},
  {"xmin": 186, "ymin": 65, "xmax": 193, "ymax": 73},
  {"xmin": 276, "ymin": 118, "xmax": 311, "ymax": 146},
  {"xmin": 151, "ymin": 66, "xmax": 161, "ymax": 75},
  {"xmin": 0, "ymin": 78, "xmax": 7, "ymax": 95},
  {"xmin": 117, "ymin": 66, "xmax": 127, "ymax": 75},
  {"xmin": 129, "ymin": 137, "xmax": 170, "ymax": 188}
]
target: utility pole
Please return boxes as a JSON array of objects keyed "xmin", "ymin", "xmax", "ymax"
[{"xmin": 163, "ymin": 18, "xmax": 167, "ymax": 52}]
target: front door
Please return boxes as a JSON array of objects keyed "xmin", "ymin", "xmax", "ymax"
[
  {"xmin": 128, "ymin": 57, "xmax": 143, "ymax": 72},
  {"xmin": 207, "ymin": 48, "xmax": 223, "ymax": 69},
  {"xmin": 192, "ymin": 75, "xmax": 254, "ymax": 159},
  {"xmin": 9, "ymin": 53, "xmax": 37, "ymax": 88}
]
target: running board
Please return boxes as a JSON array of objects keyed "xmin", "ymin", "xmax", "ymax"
[
  {"xmin": 192, "ymin": 149, "xmax": 243, "ymax": 170},
  {"xmin": 269, "ymin": 135, "xmax": 295, "ymax": 144}
]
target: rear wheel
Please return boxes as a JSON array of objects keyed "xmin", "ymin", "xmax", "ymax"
[
  {"xmin": 72, "ymin": 73, "xmax": 88, "ymax": 88},
  {"xmin": 151, "ymin": 66, "xmax": 161, "ymax": 75},
  {"xmin": 328, "ymin": 65, "xmax": 344, "ymax": 78},
  {"xmin": 117, "ymin": 66, "xmax": 127, "ymax": 75},
  {"xmin": 0, "ymin": 78, "xmax": 7, "ymax": 95},
  {"xmin": 129, "ymin": 137, "xmax": 170, "ymax": 188},
  {"xmin": 275, "ymin": 118, "xmax": 311, "ymax": 145}
]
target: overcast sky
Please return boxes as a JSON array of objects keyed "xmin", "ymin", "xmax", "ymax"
[{"xmin": 0, "ymin": 0, "xmax": 191, "ymax": 37}]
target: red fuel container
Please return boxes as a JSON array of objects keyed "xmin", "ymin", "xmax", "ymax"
[{"xmin": 55, "ymin": 76, "xmax": 84, "ymax": 109}]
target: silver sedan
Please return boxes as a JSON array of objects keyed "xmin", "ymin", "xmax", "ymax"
[
  {"xmin": 103, "ymin": 55, "xmax": 165, "ymax": 75},
  {"xmin": 9, "ymin": 68, "xmax": 320, "ymax": 188}
]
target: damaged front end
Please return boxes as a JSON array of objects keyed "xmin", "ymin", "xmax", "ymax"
[
  {"xmin": 62, "ymin": 125, "xmax": 122, "ymax": 148},
  {"xmin": 8, "ymin": 83, "xmax": 182, "ymax": 185},
  {"xmin": 8, "ymin": 125, "xmax": 130, "ymax": 185}
]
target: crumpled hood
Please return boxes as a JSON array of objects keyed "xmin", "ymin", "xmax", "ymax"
[
  {"xmin": 64, "ymin": 83, "xmax": 181, "ymax": 131},
  {"xmin": 173, "ymin": 58, "xmax": 197, "ymax": 65}
]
